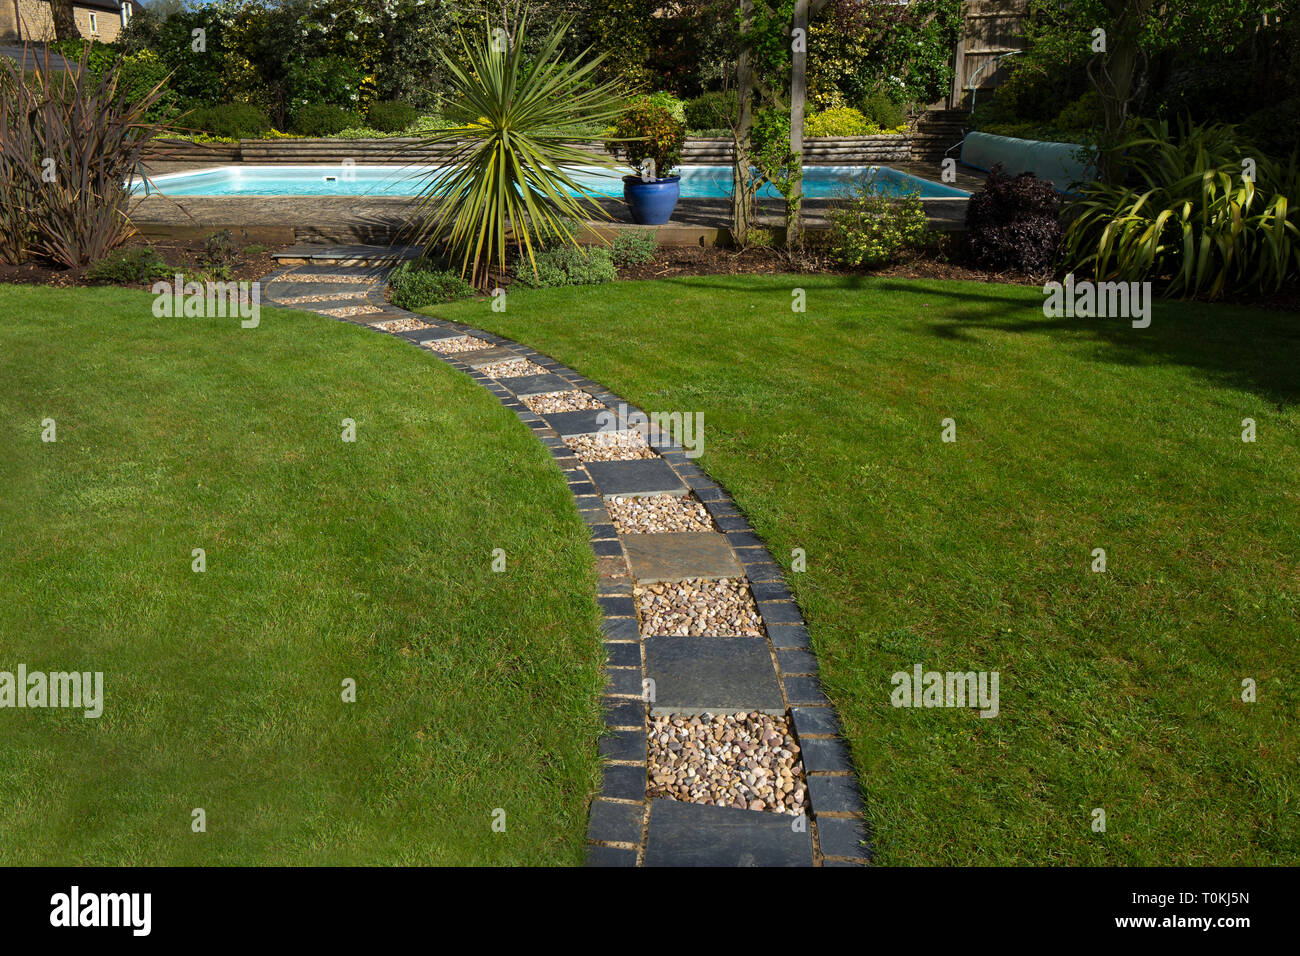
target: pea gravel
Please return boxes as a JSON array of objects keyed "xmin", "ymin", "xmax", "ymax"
[
  {"xmin": 636, "ymin": 578, "xmax": 764, "ymax": 636},
  {"xmin": 423, "ymin": 335, "xmax": 494, "ymax": 354},
  {"xmin": 480, "ymin": 359, "xmax": 547, "ymax": 378},
  {"xmin": 374, "ymin": 317, "xmax": 434, "ymax": 332},
  {"xmin": 564, "ymin": 431, "xmax": 656, "ymax": 462},
  {"xmin": 608, "ymin": 494, "xmax": 715, "ymax": 534},
  {"xmin": 521, "ymin": 390, "xmax": 607, "ymax": 414},
  {"xmin": 648, "ymin": 712, "xmax": 807, "ymax": 814}
]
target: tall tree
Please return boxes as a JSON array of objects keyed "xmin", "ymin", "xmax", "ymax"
[
  {"xmin": 1090, "ymin": 0, "xmax": 1155, "ymax": 183},
  {"xmin": 785, "ymin": 0, "xmax": 830, "ymax": 249},
  {"xmin": 50, "ymin": 0, "xmax": 81, "ymax": 41},
  {"xmin": 731, "ymin": 0, "xmax": 756, "ymax": 243}
]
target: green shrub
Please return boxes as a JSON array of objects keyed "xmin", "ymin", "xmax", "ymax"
[
  {"xmin": 685, "ymin": 91, "xmax": 737, "ymax": 131},
  {"xmin": 609, "ymin": 98, "xmax": 687, "ymax": 178},
  {"xmin": 1053, "ymin": 91, "xmax": 1104, "ymax": 136},
  {"xmin": 518, "ymin": 245, "xmax": 617, "ymax": 287},
  {"xmin": 641, "ymin": 91, "xmax": 687, "ymax": 126},
  {"xmin": 828, "ymin": 176, "xmax": 929, "ymax": 267},
  {"xmin": 807, "ymin": 106, "xmax": 873, "ymax": 137},
  {"xmin": 609, "ymin": 230, "xmax": 658, "ymax": 267},
  {"xmin": 367, "ymin": 100, "xmax": 417, "ymax": 133},
  {"xmin": 857, "ymin": 90, "xmax": 906, "ymax": 130},
  {"xmin": 286, "ymin": 55, "xmax": 366, "ymax": 115},
  {"xmin": 386, "ymin": 259, "xmax": 476, "ymax": 309},
  {"xmin": 1062, "ymin": 119, "xmax": 1300, "ymax": 298},
  {"xmin": 290, "ymin": 104, "xmax": 363, "ymax": 137},
  {"xmin": 85, "ymin": 246, "xmax": 172, "ymax": 284},
  {"xmin": 187, "ymin": 103, "xmax": 271, "ymax": 139}
]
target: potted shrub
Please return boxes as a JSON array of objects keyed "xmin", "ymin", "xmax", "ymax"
[{"xmin": 610, "ymin": 97, "xmax": 687, "ymax": 225}]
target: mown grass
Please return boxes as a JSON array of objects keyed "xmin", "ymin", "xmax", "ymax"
[
  {"xmin": 430, "ymin": 274, "xmax": 1300, "ymax": 865},
  {"xmin": 0, "ymin": 285, "xmax": 603, "ymax": 865}
]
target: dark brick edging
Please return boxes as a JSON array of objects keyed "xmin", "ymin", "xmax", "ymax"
[{"xmin": 259, "ymin": 264, "xmax": 871, "ymax": 867}]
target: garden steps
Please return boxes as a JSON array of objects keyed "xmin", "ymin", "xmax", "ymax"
[{"xmin": 255, "ymin": 258, "xmax": 872, "ymax": 867}]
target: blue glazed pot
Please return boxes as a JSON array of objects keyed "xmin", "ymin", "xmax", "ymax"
[{"xmin": 623, "ymin": 175, "xmax": 680, "ymax": 225}]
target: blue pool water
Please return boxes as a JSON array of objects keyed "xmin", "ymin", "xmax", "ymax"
[{"xmin": 136, "ymin": 164, "xmax": 968, "ymax": 199}]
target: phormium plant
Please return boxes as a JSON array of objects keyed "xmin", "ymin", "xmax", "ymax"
[{"xmin": 0, "ymin": 44, "xmax": 172, "ymax": 267}]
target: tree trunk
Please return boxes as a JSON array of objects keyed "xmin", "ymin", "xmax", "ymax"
[
  {"xmin": 786, "ymin": 0, "xmax": 808, "ymax": 249},
  {"xmin": 1092, "ymin": 0, "xmax": 1152, "ymax": 184},
  {"xmin": 50, "ymin": 0, "xmax": 80, "ymax": 42},
  {"xmin": 731, "ymin": 0, "xmax": 755, "ymax": 245}
]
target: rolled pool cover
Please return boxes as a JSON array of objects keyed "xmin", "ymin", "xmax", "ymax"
[{"xmin": 960, "ymin": 131, "xmax": 1098, "ymax": 193}]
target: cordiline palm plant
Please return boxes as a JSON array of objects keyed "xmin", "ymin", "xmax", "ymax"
[{"xmin": 408, "ymin": 15, "xmax": 627, "ymax": 290}]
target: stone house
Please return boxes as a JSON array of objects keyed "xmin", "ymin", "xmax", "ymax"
[{"xmin": 1, "ymin": 0, "xmax": 142, "ymax": 45}]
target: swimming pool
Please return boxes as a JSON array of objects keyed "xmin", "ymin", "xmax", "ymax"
[{"xmin": 136, "ymin": 164, "xmax": 968, "ymax": 199}]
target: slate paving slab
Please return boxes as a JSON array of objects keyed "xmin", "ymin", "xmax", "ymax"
[
  {"xmin": 644, "ymin": 801, "xmax": 813, "ymax": 867},
  {"xmin": 459, "ymin": 346, "xmax": 526, "ymax": 368},
  {"xmin": 816, "ymin": 813, "xmax": 872, "ymax": 860},
  {"xmin": 622, "ymin": 532, "xmax": 742, "ymax": 583},
  {"xmin": 645, "ymin": 636, "xmax": 784, "ymax": 714},
  {"xmin": 585, "ymin": 459, "xmax": 686, "ymax": 498},
  {"xmin": 543, "ymin": 408, "xmax": 628, "ymax": 438},
  {"xmin": 497, "ymin": 373, "xmax": 574, "ymax": 396}
]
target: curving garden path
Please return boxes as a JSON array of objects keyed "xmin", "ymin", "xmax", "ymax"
[{"xmin": 260, "ymin": 259, "xmax": 870, "ymax": 866}]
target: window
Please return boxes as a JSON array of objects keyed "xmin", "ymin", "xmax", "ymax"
[
  {"xmin": 88, "ymin": 13, "xmax": 97, "ymax": 33},
  {"xmin": 121, "ymin": 3, "xmax": 132, "ymax": 27}
]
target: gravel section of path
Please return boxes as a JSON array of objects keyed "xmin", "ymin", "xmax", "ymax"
[
  {"xmin": 565, "ymin": 431, "xmax": 656, "ymax": 462},
  {"xmin": 374, "ymin": 317, "xmax": 434, "ymax": 332},
  {"xmin": 285, "ymin": 273, "xmax": 373, "ymax": 284},
  {"xmin": 480, "ymin": 359, "xmax": 547, "ymax": 378},
  {"xmin": 280, "ymin": 291, "xmax": 368, "ymax": 305},
  {"xmin": 636, "ymin": 578, "xmax": 764, "ymax": 636},
  {"xmin": 648, "ymin": 713, "xmax": 807, "ymax": 814},
  {"xmin": 424, "ymin": 335, "xmax": 494, "ymax": 354},
  {"xmin": 320, "ymin": 304, "xmax": 382, "ymax": 317},
  {"xmin": 608, "ymin": 494, "xmax": 715, "ymax": 534},
  {"xmin": 521, "ymin": 389, "xmax": 607, "ymax": 414}
]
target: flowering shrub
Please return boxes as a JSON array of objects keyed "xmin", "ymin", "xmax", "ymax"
[
  {"xmin": 829, "ymin": 178, "xmax": 929, "ymax": 267},
  {"xmin": 286, "ymin": 55, "xmax": 365, "ymax": 114}
]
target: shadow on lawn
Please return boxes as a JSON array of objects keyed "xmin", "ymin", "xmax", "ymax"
[{"xmin": 875, "ymin": 279, "xmax": 1300, "ymax": 408}]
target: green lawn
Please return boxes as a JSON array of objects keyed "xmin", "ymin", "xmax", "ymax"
[
  {"xmin": 0, "ymin": 285, "xmax": 603, "ymax": 865},
  {"xmin": 429, "ymin": 274, "xmax": 1300, "ymax": 865}
]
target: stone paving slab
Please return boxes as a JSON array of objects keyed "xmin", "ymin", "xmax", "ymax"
[
  {"xmin": 401, "ymin": 327, "xmax": 463, "ymax": 344},
  {"xmin": 458, "ymin": 346, "xmax": 524, "ymax": 368},
  {"xmin": 645, "ymin": 636, "xmax": 784, "ymax": 714},
  {"xmin": 644, "ymin": 801, "xmax": 813, "ymax": 867},
  {"xmin": 542, "ymin": 408, "xmax": 628, "ymax": 437},
  {"xmin": 497, "ymin": 373, "xmax": 575, "ymax": 396},
  {"xmin": 622, "ymin": 532, "xmax": 742, "ymax": 583},
  {"xmin": 585, "ymin": 459, "xmax": 686, "ymax": 498}
]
